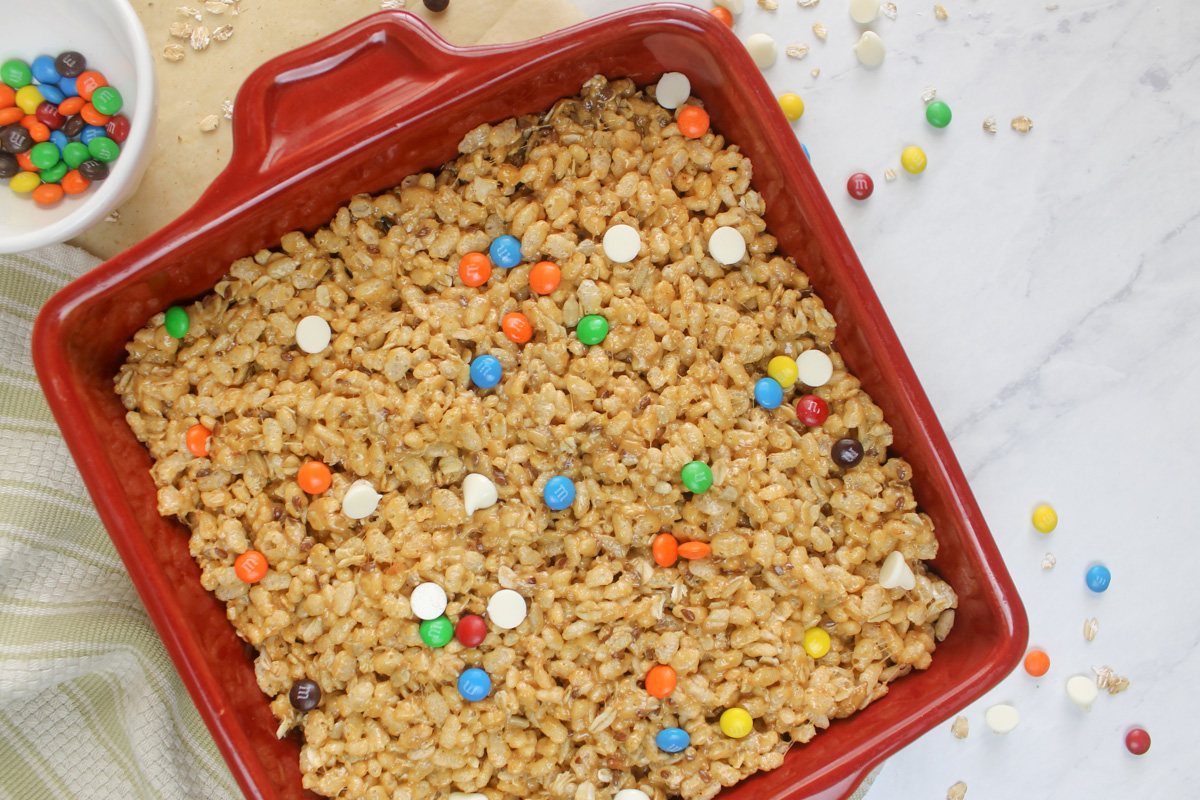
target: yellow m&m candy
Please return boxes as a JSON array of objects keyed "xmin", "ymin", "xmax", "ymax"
[
  {"xmin": 1032, "ymin": 505, "xmax": 1057, "ymax": 533},
  {"xmin": 719, "ymin": 707, "xmax": 753, "ymax": 739},
  {"xmin": 767, "ymin": 356, "xmax": 798, "ymax": 388},
  {"xmin": 803, "ymin": 627, "xmax": 831, "ymax": 658},
  {"xmin": 901, "ymin": 146, "xmax": 927, "ymax": 174},
  {"xmin": 778, "ymin": 93, "xmax": 805, "ymax": 122}
]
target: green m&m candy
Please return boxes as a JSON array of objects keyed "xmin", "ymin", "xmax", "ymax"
[
  {"xmin": 39, "ymin": 161, "xmax": 69, "ymax": 185},
  {"xmin": 29, "ymin": 142, "xmax": 60, "ymax": 170},
  {"xmin": 1, "ymin": 59, "xmax": 32, "ymax": 89},
  {"xmin": 91, "ymin": 86, "xmax": 123, "ymax": 116},
  {"xmin": 63, "ymin": 141, "xmax": 90, "ymax": 169},
  {"xmin": 164, "ymin": 306, "xmax": 189, "ymax": 338},
  {"xmin": 681, "ymin": 461, "xmax": 713, "ymax": 494},
  {"xmin": 87, "ymin": 136, "xmax": 119, "ymax": 162},
  {"xmin": 576, "ymin": 314, "xmax": 609, "ymax": 345},
  {"xmin": 419, "ymin": 616, "xmax": 454, "ymax": 648},
  {"xmin": 925, "ymin": 100, "xmax": 952, "ymax": 129}
]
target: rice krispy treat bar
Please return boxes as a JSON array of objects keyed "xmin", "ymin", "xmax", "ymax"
[{"xmin": 115, "ymin": 75, "xmax": 957, "ymax": 800}]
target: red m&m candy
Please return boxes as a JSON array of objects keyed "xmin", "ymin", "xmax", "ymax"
[
  {"xmin": 847, "ymin": 172, "xmax": 874, "ymax": 200},
  {"xmin": 455, "ymin": 614, "xmax": 487, "ymax": 647},
  {"xmin": 796, "ymin": 395, "xmax": 829, "ymax": 427},
  {"xmin": 1125, "ymin": 728, "xmax": 1151, "ymax": 755}
]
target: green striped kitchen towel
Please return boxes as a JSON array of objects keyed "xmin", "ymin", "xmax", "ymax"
[{"xmin": 0, "ymin": 245, "xmax": 240, "ymax": 800}]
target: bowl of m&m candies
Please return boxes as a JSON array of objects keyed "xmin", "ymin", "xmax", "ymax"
[{"xmin": 0, "ymin": 0, "xmax": 155, "ymax": 254}]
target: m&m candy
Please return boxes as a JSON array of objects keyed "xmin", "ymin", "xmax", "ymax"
[
  {"xmin": 544, "ymin": 475, "xmax": 575, "ymax": 511},
  {"xmin": 419, "ymin": 616, "xmax": 454, "ymax": 648},
  {"xmin": 164, "ymin": 306, "xmax": 189, "ymax": 338},
  {"xmin": 831, "ymin": 438, "xmax": 864, "ymax": 469},
  {"xmin": 528, "ymin": 260, "xmax": 560, "ymax": 294},
  {"xmin": 926, "ymin": 100, "xmax": 952, "ymax": 128},
  {"xmin": 681, "ymin": 461, "xmax": 713, "ymax": 494},
  {"xmin": 677, "ymin": 541, "xmax": 711, "ymax": 560},
  {"xmin": 458, "ymin": 252, "xmax": 491, "ymax": 287},
  {"xmin": 1086, "ymin": 565, "xmax": 1111, "ymax": 593},
  {"xmin": 677, "ymin": 105, "xmax": 709, "ymax": 139},
  {"xmin": 645, "ymin": 665, "xmax": 676, "ymax": 698},
  {"xmin": 652, "ymin": 533, "xmax": 678, "ymax": 567},
  {"xmin": 847, "ymin": 172, "xmax": 874, "ymax": 200},
  {"xmin": 501, "ymin": 312, "xmax": 533, "ymax": 344},
  {"xmin": 767, "ymin": 356, "xmax": 798, "ymax": 388},
  {"xmin": 655, "ymin": 727, "xmax": 690, "ymax": 753},
  {"xmin": 234, "ymin": 550, "xmax": 268, "ymax": 583},
  {"xmin": 1032, "ymin": 504, "xmax": 1057, "ymax": 533},
  {"xmin": 803, "ymin": 627, "xmax": 831, "ymax": 658},
  {"xmin": 488, "ymin": 234, "xmax": 522, "ymax": 268},
  {"xmin": 796, "ymin": 395, "xmax": 829, "ymax": 427},
  {"xmin": 901, "ymin": 146, "xmax": 927, "ymax": 174},
  {"xmin": 455, "ymin": 614, "xmax": 488, "ymax": 647},
  {"xmin": 1023, "ymin": 649, "xmax": 1050, "ymax": 677},
  {"xmin": 185, "ymin": 424, "xmax": 211, "ymax": 457},
  {"xmin": 576, "ymin": 315, "xmax": 609, "ymax": 345},
  {"xmin": 288, "ymin": 679, "xmax": 321, "ymax": 711},
  {"xmin": 469, "ymin": 355, "xmax": 502, "ymax": 389},
  {"xmin": 754, "ymin": 377, "xmax": 783, "ymax": 409},
  {"xmin": 719, "ymin": 708, "xmax": 753, "ymax": 739},
  {"xmin": 1125, "ymin": 728, "xmax": 1151, "ymax": 755},
  {"xmin": 457, "ymin": 668, "xmax": 491, "ymax": 702},
  {"xmin": 778, "ymin": 93, "xmax": 804, "ymax": 121},
  {"xmin": 297, "ymin": 461, "xmax": 332, "ymax": 494}
]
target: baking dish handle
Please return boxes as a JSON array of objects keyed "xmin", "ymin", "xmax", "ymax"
[{"xmin": 203, "ymin": 11, "xmax": 514, "ymax": 202}]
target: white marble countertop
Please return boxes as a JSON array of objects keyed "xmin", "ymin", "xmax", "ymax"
[{"xmin": 570, "ymin": 1, "xmax": 1194, "ymax": 798}]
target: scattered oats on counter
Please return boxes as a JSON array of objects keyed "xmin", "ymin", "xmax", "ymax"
[
  {"xmin": 983, "ymin": 116, "xmax": 998, "ymax": 133},
  {"xmin": 797, "ymin": 0, "xmax": 820, "ymax": 6},
  {"xmin": 882, "ymin": 2, "xmax": 897, "ymax": 19},
  {"xmin": 1011, "ymin": 115, "xmax": 1034, "ymax": 133},
  {"xmin": 205, "ymin": 0, "xmax": 227, "ymax": 13},
  {"xmin": 169, "ymin": 21, "xmax": 192, "ymax": 38},
  {"xmin": 1041, "ymin": 552, "xmax": 1056, "ymax": 569},
  {"xmin": 380, "ymin": 0, "xmax": 407, "ymax": 7},
  {"xmin": 758, "ymin": 0, "xmax": 779, "ymax": 9},
  {"xmin": 948, "ymin": 782, "xmax": 967, "ymax": 800},
  {"xmin": 884, "ymin": 167, "xmax": 897, "ymax": 181},
  {"xmin": 811, "ymin": 68, "xmax": 820, "ymax": 77},
  {"xmin": 1046, "ymin": 2, "xmax": 1059, "ymax": 8},
  {"xmin": 177, "ymin": 5, "xmax": 202, "ymax": 20},
  {"xmin": 213, "ymin": 24, "xmax": 235, "ymax": 42},
  {"xmin": 951, "ymin": 715, "xmax": 969, "ymax": 739},
  {"xmin": 162, "ymin": 43, "xmax": 186, "ymax": 62},
  {"xmin": 922, "ymin": 86, "xmax": 937, "ymax": 102},
  {"xmin": 1083, "ymin": 617, "xmax": 1099, "ymax": 642},
  {"xmin": 813, "ymin": 22, "xmax": 828, "ymax": 39},
  {"xmin": 1093, "ymin": 666, "xmax": 1130, "ymax": 694},
  {"xmin": 934, "ymin": 4, "xmax": 948, "ymax": 19},
  {"xmin": 191, "ymin": 25, "xmax": 212, "ymax": 51},
  {"xmin": 222, "ymin": 98, "xmax": 234, "ymax": 120},
  {"xmin": 105, "ymin": 210, "xmax": 120, "ymax": 223},
  {"xmin": 786, "ymin": 43, "xmax": 810, "ymax": 58},
  {"xmin": 199, "ymin": 113, "xmax": 220, "ymax": 132}
]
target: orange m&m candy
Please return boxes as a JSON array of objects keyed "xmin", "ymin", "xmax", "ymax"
[
  {"xmin": 528, "ymin": 260, "xmax": 561, "ymax": 295},
  {"xmin": 58, "ymin": 96, "xmax": 85, "ymax": 116},
  {"xmin": 652, "ymin": 533, "xmax": 678, "ymax": 567},
  {"xmin": 501, "ymin": 312, "xmax": 533, "ymax": 344},
  {"xmin": 32, "ymin": 183, "xmax": 63, "ymax": 205},
  {"xmin": 645, "ymin": 664, "xmax": 677, "ymax": 698},
  {"xmin": 678, "ymin": 541, "xmax": 711, "ymax": 560},
  {"xmin": 79, "ymin": 102, "xmax": 109, "ymax": 126},
  {"xmin": 711, "ymin": 7, "xmax": 734, "ymax": 27},
  {"xmin": 297, "ymin": 461, "xmax": 332, "ymax": 494},
  {"xmin": 61, "ymin": 170, "xmax": 90, "ymax": 194},
  {"xmin": 0, "ymin": 107, "xmax": 21, "ymax": 126},
  {"xmin": 234, "ymin": 550, "xmax": 269, "ymax": 583},
  {"xmin": 185, "ymin": 424, "xmax": 212, "ymax": 457},
  {"xmin": 677, "ymin": 106, "xmax": 710, "ymax": 139},
  {"xmin": 75, "ymin": 71, "xmax": 107, "ymax": 101},
  {"xmin": 458, "ymin": 252, "xmax": 491, "ymax": 287},
  {"xmin": 1024, "ymin": 649, "xmax": 1050, "ymax": 677}
]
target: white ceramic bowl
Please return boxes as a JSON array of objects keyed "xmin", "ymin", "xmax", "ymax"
[{"xmin": 0, "ymin": 0, "xmax": 156, "ymax": 254}]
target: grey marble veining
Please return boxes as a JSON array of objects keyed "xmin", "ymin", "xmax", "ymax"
[{"xmin": 572, "ymin": 0, "xmax": 1197, "ymax": 796}]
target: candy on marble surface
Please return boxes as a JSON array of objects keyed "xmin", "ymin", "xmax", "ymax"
[
  {"xmin": 487, "ymin": 588, "xmax": 528, "ymax": 629},
  {"xmin": 341, "ymin": 479, "xmax": 382, "ymax": 519},
  {"xmin": 745, "ymin": 34, "xmax": 779, "ymax": 68},
  {"xmin": 602, "ymin": 223, "xmax": 640, "ymax": 263},
  {"xmin": 901, "ymin": 145, "xmax": 927, "ymax": 173},
  {"xmin": 295, "ymin": 315, "xmax": 331, "ymax": 353},
  {"xmin": 848, "ymin": 172, "xmax": 874, "ymax": 199},
  {"xmin": 410, "ymin": 582, "xmax": 448, "ymax": 621},
  {"xmin": 1125, "ymin": 728, "xmax": 1151, "ymax": 755},
  {"xmin": 778, "ymin": 92, "xmax": 805, "ymax": 120},
  {"xmin": 985, "ymin": 703, "xmax": 1020, "ymax": 733},
  {"xmin": 849, "ymin": 0, "xmax": 880, "ymax": 23},
  {"xmin": 708, "ymin": 225, "xmax": 747, "ymax": 264},
  {"xmin": 1067, "ymin": 675, "xmax": 1098, "ymax": 710},
  {"xmin": 855, "ymin": 31, "xmax": 885, "ymax": 66},
  {"xmin": 1024, "ymin": 649, "xmax": 1050, "ymax": 677},
  {"xmin": 462, "ymin": 473, "xmax": 498, "ymax": 515},
  {"xmin": 1032, "ymin": 504, "xmax": 1057, "ymax": 533},
  {"xmin": 655, "ymin": 72, "xmax": 691, "ymax": 109},
  {"xmin": 879, "ymin": 550, "xmax": 916, "ymax": 590},
  {"xmin": 926, "ymin": 100, "xmax": 952, "ymax": 128},
  {"xmin": 1086, "ymin": 564, "xmax": 1111, "ymax": 593}
]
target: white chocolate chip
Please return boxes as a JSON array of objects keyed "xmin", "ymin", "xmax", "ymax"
[
  {"xmin": 1067, "ymin": 675, "xmax": 1098, "ymax": 710},
  {"xmin": 855, "ymin": 31, "xmax": 886, "ymax": 67},
  {"xmin": 410, "ymin": 582, "xmax": 448, "ymax": 620},
  {"xmin": 341, "ymin": 479, "xmax": 381, "ymax": 520},
  {"xmin": 487, "ymin": 589, "xmax": 528, "ymax": 629},
  {"xmin": 614, "ymin": 792, "xmax": 650, "ymax": 800},
  {"xmin": 744, "ymin": 34, "xmax": 779, "ymax": 68},
  {"xmin": 655, "ymin": 72, "xmax": 691, "ymax": 110},
  {"xmin": 849, "ymin": 0, "xmax": 880, "ymax": 23},
  {"xmin": 796, "ymin": 349, "xmax": 833, "ymax": 386},
  {"xmin": 462, "ymin": 473, "xmax": 498, "ymax": 515},
  {"xmin": 602, "ymin": 224, "xmax": 641, "ymax": 263},
  {"xmin": 708, "ymin": 226, "xmax": 747, "ymax": 265},
  {"xmin": 714, "ymin": 0, "xmax": 744, "ymax": 12},
  {"xmin": 295, "ymin": 315, "xmax": 331, "ymax": 354},
  {"xmin": 985, "ymin": 703, "xmax": 1020, "ymax": 734},
  {"xmin": 878, "ymin": 550, "xmax": 916, "ymax": 590}
]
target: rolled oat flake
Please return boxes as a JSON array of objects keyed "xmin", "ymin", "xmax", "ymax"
[
  {"xmin": 341, "ymin": 479, "xmax": 381, "ymax": 519},
  {"xmin": 487, "ymin": 588, "xmax": 528, "ymax": 629},
  {"xmin": 295, "ymin": 315, "xmax": 331, "ymax": 354},
  {"xmin": 410, "ymin": 582, "xmax": 448, "ymax": 621}
]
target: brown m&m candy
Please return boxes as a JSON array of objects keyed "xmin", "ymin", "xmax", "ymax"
[
  {"xmin": 288, "ymin": 678, "xmax": 321, "ymax": 711},
  {"xmin": 831, "ymin": 438, "xmax": 864, "ymax": 469}
]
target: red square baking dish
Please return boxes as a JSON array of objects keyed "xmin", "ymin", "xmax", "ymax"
[{"xmin": 32, "ymin": 5, "xmax": 1027, "ymax": 799}]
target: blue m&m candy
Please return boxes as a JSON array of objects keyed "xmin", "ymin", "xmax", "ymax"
[
  {"xmin": 656, "ymin": 727, "xmax": 690, "ymax": 753},
  {"xmin": 801, "ymin": 143, "xmax": 810, "ymax": 160},
  {"xmin": 50, "ymin": 130, "xmax": 69, "ymax": 154},
  {"xmin": 58, "ymin": 76, "xmax": 78, "ymax": 98},
  {"xmin": 80, "ymin": 124, "xmax": 106, "ymax": 146},
  {"xmin": 457, "ymin": 668, "xmax": 491, "ymax": 702},
  {"xmin": 489, "ymin": 235, "xmax": 522, "ymax": 268},
  {"xmin": 544, "ymin": 476, "xmax": 575, "ymax": 511},
  {"xmin": 38, "ymin": 83, "xmax": 65, "ymax": 104},
  {"xmin": 754, "ymin": 377, "xmax": 783, "ymax": 409},
  {"xmin": 30, "ymin": 56, "xmax": 60, "ymax": 85},
  {"xmin": 469, "ymin": 355, "xmax": 502, "ymax": 389},
  {"xmin": 1086, "ymin": 565, "xmax": 1111, "ymax": 593}
]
